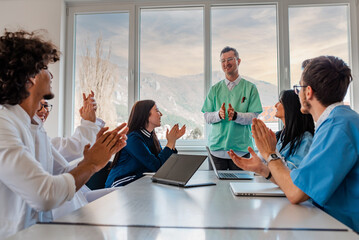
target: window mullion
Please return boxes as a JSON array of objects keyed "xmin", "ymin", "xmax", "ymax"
[
  {"xmin": 278, "ymin": 1, "xmax": 291, "ymax": 92},
  {"xmin": 204, "ymin": 3, "xmax": 211, "ymax": 142}
]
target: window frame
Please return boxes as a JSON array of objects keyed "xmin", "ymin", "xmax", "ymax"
[
  {"xmin": 65, "ymin": 0, "xmax": 358, "ymax": 153},
  {"xmin": 65, "ymin": 3, "xmax": 135, "ymax": 137}
]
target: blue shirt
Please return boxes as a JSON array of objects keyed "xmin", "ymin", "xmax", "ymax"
[
  {"xmin": 277, "ymin": 131, "xmax": 313, "ymax": 170},
  {"xmin": 290, "ymin": 105, "xmax": 359, "ymax": 231},
  {"xmin": 105, "ymin": 129, "xmax": 175, "ymax": 187}
]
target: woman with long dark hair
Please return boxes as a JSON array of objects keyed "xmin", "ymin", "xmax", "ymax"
[
  {"xmin": 229, "ymin": 90, "xmax": 314, "ymax": 180},
  {"xmin": 105, "ymin": 100, "xmax": 185, "ymax": 187},
  {"xmin": 274, "ymin": 90, "xmax": 314, "ymax": 169}
]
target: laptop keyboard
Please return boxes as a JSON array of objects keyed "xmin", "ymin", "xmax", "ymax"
[{"xmin": 219, "ymin": 172, "xmax": 241, "ymax": 178}]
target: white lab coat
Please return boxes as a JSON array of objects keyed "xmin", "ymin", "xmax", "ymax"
[
  {"xmin": 31, "ymin": 115, "xmax": 104, "ymax": 219},
  {"xmin": 0, "ymin": 105, "xmax": 76, "ymax": 239},
  {"xmin": 51, "ymin": 118, "xmax": 105, "ymax": 162}
]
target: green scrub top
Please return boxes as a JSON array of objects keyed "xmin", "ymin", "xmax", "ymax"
[{"xmin": 202, "ymin": 79, "xmax": 263, "ymax": 152}]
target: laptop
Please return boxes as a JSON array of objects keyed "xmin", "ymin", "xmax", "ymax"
[
  {"xmin": 206, "ymin": 146, "xmax": 254, "ymax": 180},
  {"xmin": 151, "ymin": 154, "xmax": 216, "ymax": 188},
  {"xmin": 230, "ymin": 182, "xmax": 285, "ymax": 197}
]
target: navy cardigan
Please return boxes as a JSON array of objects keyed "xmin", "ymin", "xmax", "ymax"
[{"xmin": 105, "ymin": 129, "xmax": 176, "ymax": 187}]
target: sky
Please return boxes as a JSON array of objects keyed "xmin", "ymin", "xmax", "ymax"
[
  {"xmin": 211, "ymin": 5, "xmax": 278, "ymax": 84},
  {"xmin": 75, "ymin": 4, "xmax": 350, "ymax": 86},
  {"xmin": 75, "ymin": 13, "xmax": 129, "ymax": 68},
  {"xmin": 288, "ymin": 5, "xmax": 349, "ymax": 86}
]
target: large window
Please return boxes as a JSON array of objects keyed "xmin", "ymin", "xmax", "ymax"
[
  {"xmin": 212, "ymin": 5, "xmax": 278, "ymax": 130},
  {"xmin": 67, "ymin": 1, "xmax": 357, "ymax": 149},
  {"xmin": 73, "ymin": 12, "xmax": 129, "ymax": 130},
  {"xmin": 289, "ymin": 4, "xmax": 351, "ymax": 104},
  {"xmin": 140, "ymin": 7, "xmax": 204, "ymax": 140}
]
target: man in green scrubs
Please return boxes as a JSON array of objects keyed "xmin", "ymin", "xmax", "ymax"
[{"xmin": 202, "ymin": 46, "xmax": 262, "ymax": 170}]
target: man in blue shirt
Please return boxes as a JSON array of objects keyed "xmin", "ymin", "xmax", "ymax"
[{"xmin": 229, "ymin": 56, "xmax": 359, "ymax": 232}]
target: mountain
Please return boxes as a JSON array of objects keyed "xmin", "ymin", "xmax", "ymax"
[
  {"xmin": 113, "ymin": 67, "xmax": 278, "ymax": 137},
  {"xmin": 76, "ymin": 58, "xmax": 278, "ymax": 139}
]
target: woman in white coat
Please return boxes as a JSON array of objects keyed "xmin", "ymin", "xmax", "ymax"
[{"xmin": 37, "ymin": 91, "xmax": 105, "ymax": 161}]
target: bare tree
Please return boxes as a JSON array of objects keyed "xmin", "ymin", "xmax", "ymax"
[
  {"xmin": 187, "ymin": 127, "xmax": 202, "ymax": 140},
  {"xmin": 75, "ymin": 36, "xmax": 117, "ymax": 129}
]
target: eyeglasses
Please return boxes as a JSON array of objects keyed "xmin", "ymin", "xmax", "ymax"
[
  {"xmin": 220, "ymin": 57, "xmax": 237, "ymax": 63},
  {"xmin": 38, "ymin": 103, "xmax": 53, "ymax": 112},
  {"xmin": 293, "ymin": 85, "xmax": 308, "ymax": 95}
]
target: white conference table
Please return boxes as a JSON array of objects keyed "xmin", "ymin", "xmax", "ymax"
[
  {"xmin": 54, "ymin": 171, "xmax": 350, "ymax": 230},
  {"xmin": 6, "ymin": 223, "xmax": 359, "ymax": 240},
  {"xmin": 6, "ymin": 171, "xmax": 358, "ymax": 240}
]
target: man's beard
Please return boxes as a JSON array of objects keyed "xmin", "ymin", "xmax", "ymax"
[
  {"xmin": 43, "ymin": 93, "xmax": 55, "ymax": 100},
  {"xmin": 300, "ymin": 96, "xmax": 311, "ymax": 114}
]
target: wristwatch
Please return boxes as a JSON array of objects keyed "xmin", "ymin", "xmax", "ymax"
[{"xmin": 267, "ymin": 152, "xmax": 281, "ymax": 163}]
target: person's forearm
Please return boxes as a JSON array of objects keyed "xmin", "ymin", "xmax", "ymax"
[
  {"xmin": 257, "ymin": 163, "xmax": 270, "ymax": 178},
  {"xmin": 166, "ymin": 140, "xmax": 175, "ymax": 150},
  {"xmin": 268, "ymin": 160, "xmax": 309, "ymax": 203},
  {"xmin": 69, "ymin": 161, "xmax": 97, "ymax": 191},
  {"xmin": 257, "ymin": 164, "xmax": 276, "ymax": 184},
  {"xmin": 204, "ymin": 112, "xmax": 221, "ymax": 124},
  {"xmin": 233, "ymin": 112, "xmax": 259, "ymax": 125}
]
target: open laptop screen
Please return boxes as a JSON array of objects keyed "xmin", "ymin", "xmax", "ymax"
[
  {"xmin": 205, "ymin": 146, "xmax": 219, "ymax": 176},
  {"xmin": 152, "ymin": 154, "xmax": 207, "ymax": 184}
]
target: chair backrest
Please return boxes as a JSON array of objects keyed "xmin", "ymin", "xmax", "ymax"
[{"xmin": 85, "ymin": 162, "xmax": 111, "ymax": 190}]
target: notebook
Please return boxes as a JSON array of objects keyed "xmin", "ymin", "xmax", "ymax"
[
  {"xmin": 151, "ymin": 154, "xmax": 216, "ymax": 188},
  {"xmin": 230, "ymin": 182, "xmax": 285, "ymax": 197},
  {"xmin": 206, "ymin": 146, "xmax": 254, "ymax": 180}
]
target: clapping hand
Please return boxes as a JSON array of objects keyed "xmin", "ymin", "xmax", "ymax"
[
  {"xmin": 166, "ymin": 124, "xmax": 186, "ymax": 149},
  {"xmin": 167, "ymin": 124, "xmax": 186, "ymax": 140},
  {"xmin": 219, "ymin": 103, "xmax": 226, "ymax": 120},
  {"xmin": 176, "ymin": 124, "xmax": 186, "ymax": 139},
  {"xmin": 227, "ymin": 103, "xmax": 235, "ymax": 121},
  {"xmin": 228, "ymin": 146, "xmax": 269, "ymax": 177},
  {"xmin": 252, "ymin": 118, "xmax": 277, "ymax": 161},
  {"xmin": 166, "ymin": 124, "xmax": 179, "ymax": 143},
  {"xmin": 83, "ymin": 123, "xmax": 128, "ymax": 172},
  {"xmin": 80, "ymin": 91, "xmax": 97, "ymax": 122}
]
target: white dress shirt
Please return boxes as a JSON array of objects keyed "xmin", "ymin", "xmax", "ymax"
[
  {"xmin": 31, "ymin": 115, "xmax": 105, "ymax": 219},
  {"xmin": 0, "ymin": 105, "xmax": 76, "ymax": 239},
  {"xmin": 51, "ymin": 118, "xmax": 105, "ymax": 162}
]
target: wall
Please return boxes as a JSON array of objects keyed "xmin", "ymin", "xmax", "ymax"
[{"xmin": 0, "ymin": 0, "xmax": 66, "ymax": 138}]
